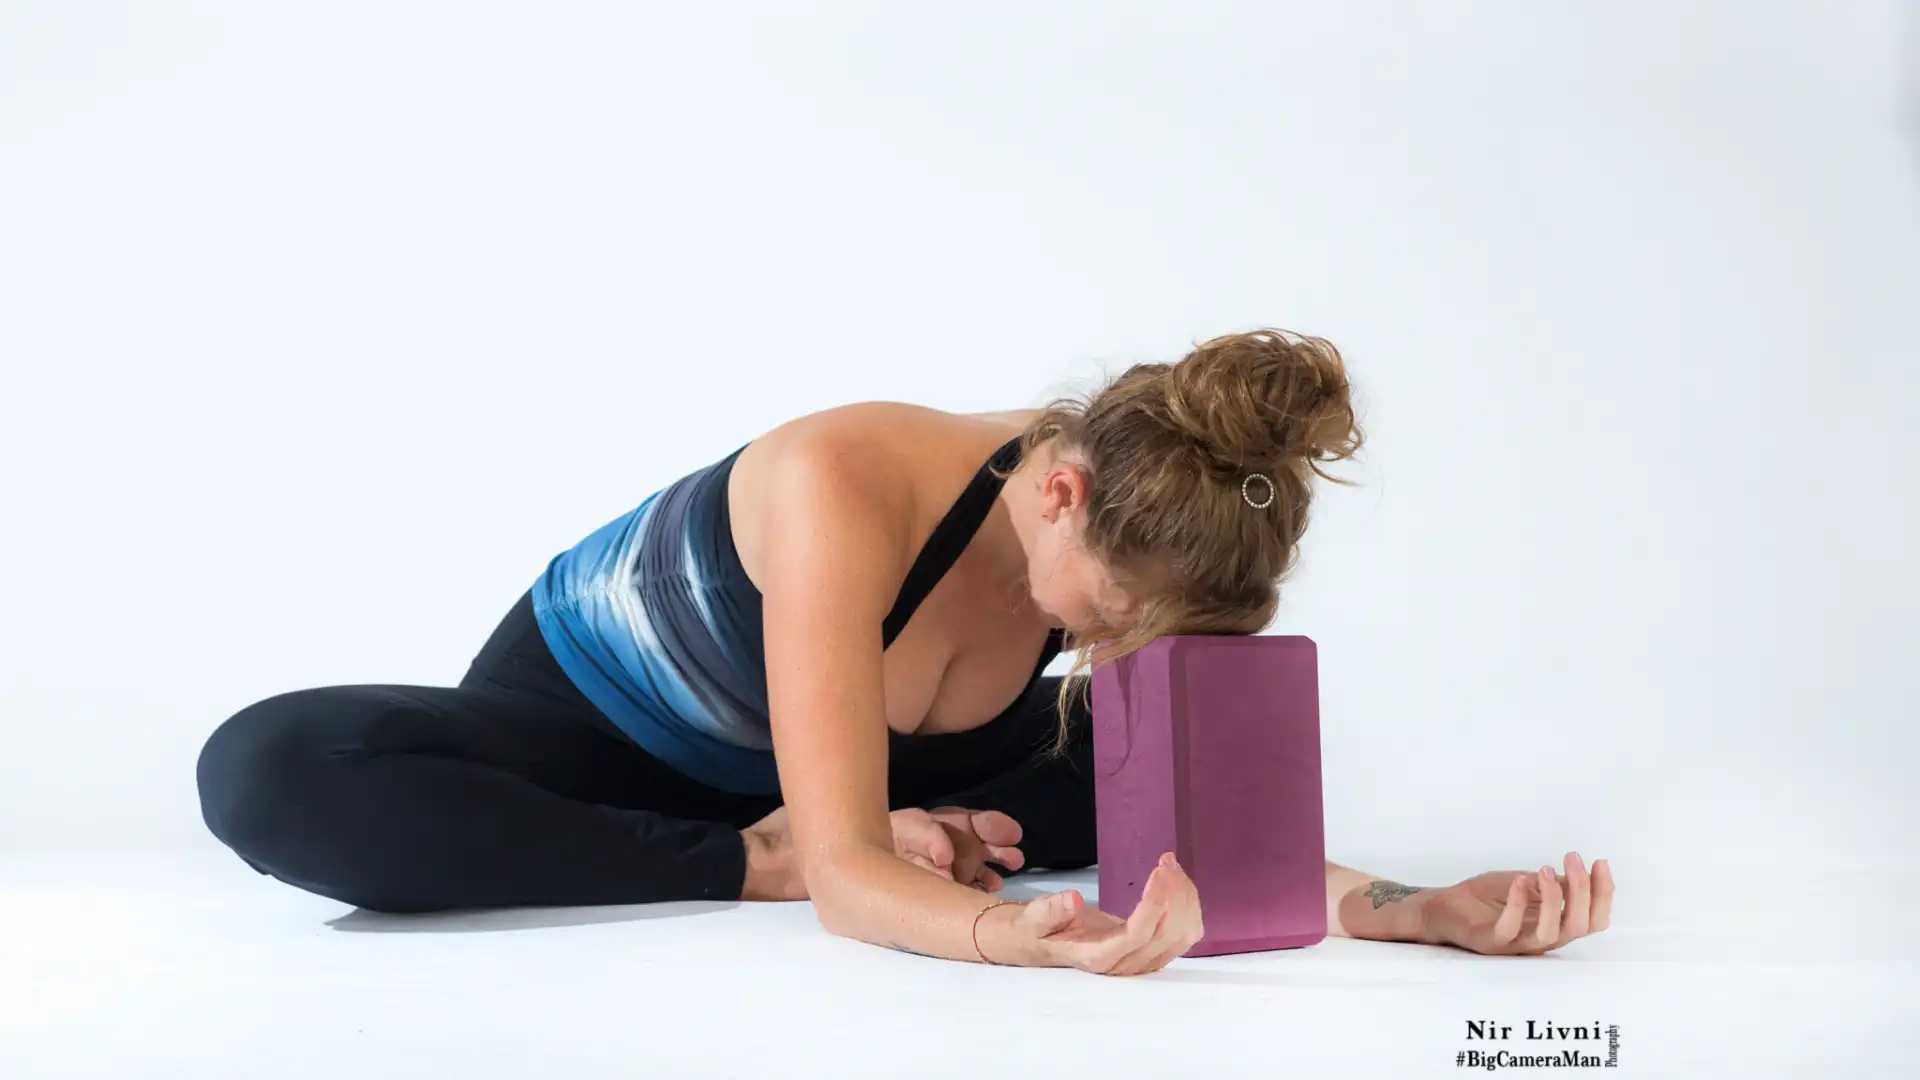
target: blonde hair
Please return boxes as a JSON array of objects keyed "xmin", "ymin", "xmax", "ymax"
[{"xmin": 997, "ymin": 328, "xmax": 1365, "ymax": 751}]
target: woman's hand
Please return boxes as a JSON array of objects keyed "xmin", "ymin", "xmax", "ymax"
[
  {"xmin": 987, "ymin": 852, "xmax": 1204, "ymax": 975},
  {"xmin": 1413, "ymin": 852, "xmax": 1615, "ymax": 955},
  {"xmin": 740, "ymin": 804, "xmax": 1026, "ymax": 899},
  {"xmin": 889, "ymin": 806, "xmax": 1026, "ymax": 892}
]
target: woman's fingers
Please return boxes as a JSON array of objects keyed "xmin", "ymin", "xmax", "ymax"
[
  {"xmin": 1106, "ymin": 875, "xmax": 1172, "ymax": 973},
  {"xmin": 1590, "ymin": 858, "xmax": 1614, "ymax": 932},
  {"xmin": 1074, "ymin": 858, "xmax": 1171, "ymax": 974},
  {"xmin": 926, "ymin": 807, "xmax": 1026, "ymax": 873},
  {"xmin": 947, "ymin": 835, "xmax": 1009, "ymax": 889},
  {"xmin": 925, "ymin": 824, "xmax": 956, "ymax": 872},
  {"xmin": 1473, "ymin": 856, "xmax": 1614, "ymax": 955},
  {"xmin": 1108, "ymin": 939, "xmax": 1172, "ymax": 975},
  {"xmin": 1123, "ymin": 859, "xmax": 1173, "ymax": 936},
  {"xmin": 1145, "ymin": 863, "xmax": 1205, "ymax": 973},
  {"xmin": 967, "ymin": 809, "xmax": 1023, "ymax": 847},
  {"xmin": 1032, "ymin": 852, "xmax": 1204, "ymax": 975},
  {"xmin": 892, "ymin": 809, "xmax": 959, "ymax": 875},
  {"xmin": 1134, "ymin": 934, "xmax": 1195, "ymax": 976},
  {"xmin": 1558, "ymin": 852, "xmax": 1591, "ymax": 942},
  {"xmin": 904, "ymin": 852, "xmax": 952, "ymax": 879},
  {"xmin": 1489, "ymin": 873, "xmax": 1529, "ymax": 948},
  {"xmin": 920, "ymin": 813, "xmax": 1024, "ymax": 886},
  {"xmin": 1023, "ymin": 889, "xmax": 1085, "ymax": 937},
  {"xmin": 1531, "ymin": 866, "xmax": 1562, "ymax": 948},
  {"xmin": 1110, "ymin": 913, "xmax": 1197, "ymax": 975},
  {"xmin": 1107, "ymin": 855, "xmax": 1203, "ymax": 975}
]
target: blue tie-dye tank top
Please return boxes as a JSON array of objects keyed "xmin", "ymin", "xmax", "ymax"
[{"xmin": 530, "ymin": 437, "xmax": 1061, "ymax": 794}]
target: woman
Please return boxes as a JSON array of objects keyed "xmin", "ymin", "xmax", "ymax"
[{"xmin": 197, "ymin": 328, "xmax": 1614, "ymax": 975}]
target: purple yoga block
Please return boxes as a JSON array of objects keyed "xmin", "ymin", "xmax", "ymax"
[{"xmin": 1091, "ymin": 635, "xmax": 1327, "ymax": 957}]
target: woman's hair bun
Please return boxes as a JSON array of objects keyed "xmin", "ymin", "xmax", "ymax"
[{"xmin": 1157, "ymin": 328, "xmax": 1364, "ymax": 481}]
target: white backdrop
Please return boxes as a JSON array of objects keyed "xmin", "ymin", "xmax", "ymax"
[{"xmin": 3, "ymin": 2, "xmax": 1915, "ymax": 917}]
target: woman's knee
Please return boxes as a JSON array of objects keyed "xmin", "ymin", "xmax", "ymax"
[
  {"xmin": 196, "ymin": 688, "xmax": 364, "ymax": 860},
  {"xmin": 196, "ymin": 686, "xmax": 477, "ymax": 911}
]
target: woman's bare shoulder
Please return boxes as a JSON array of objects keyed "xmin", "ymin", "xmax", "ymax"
[
  {"xmin": 727, "ymin": 402, "xmax": 1033, "ymax": 588},
  {"xmin": 961, "ymin": 406, "xmax": 1047, "ymax": 430},
  {"xmin": 739, "ymin": 402, "xmax": 1031, "ymax": 487}
]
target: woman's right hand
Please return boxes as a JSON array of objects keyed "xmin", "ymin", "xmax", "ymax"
[{"xmin": 992, "ymin": 852, "xmax": 1204, "ymax": 975}]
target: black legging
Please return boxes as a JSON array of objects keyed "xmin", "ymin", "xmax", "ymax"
[{"xmin": 196, "ymin": 590, "xmax": 1095, "ymax": 913}]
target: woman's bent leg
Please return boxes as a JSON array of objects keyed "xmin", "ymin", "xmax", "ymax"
[{"xmin": 196, "ymin": 683, "xmax": 763, "ymax": 912}]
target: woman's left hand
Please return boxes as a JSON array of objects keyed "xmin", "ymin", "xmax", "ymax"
[
  {"xmin": 893, "ymin": 806, "xmax": 1027, "ymax": 892},
  {"xmin": 1413, "ymin": 851, "xmax": 1615, "ymax": 955},
  {"xmin": 742, "ymin": 804, "xmax": 1025, "ymax": 896}
]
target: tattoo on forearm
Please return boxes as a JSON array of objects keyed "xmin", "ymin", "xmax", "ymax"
[
  {"xmin": 1364, "ymin": 880, "xmax": 1427, "ymax": 909},
  {"xmin": 886, "ymin": 940, "xmax": 930, "ymax": 957}
]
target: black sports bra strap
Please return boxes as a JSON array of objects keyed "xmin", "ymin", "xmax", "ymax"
[{"xmin": 880, "ymin": 438, "xmax": 1024, "ymax": 648}]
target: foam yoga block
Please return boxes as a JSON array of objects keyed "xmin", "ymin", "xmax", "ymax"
[{"xmin": 1091, "ymin": 636, "xmax": 1328, "ymax": 956}]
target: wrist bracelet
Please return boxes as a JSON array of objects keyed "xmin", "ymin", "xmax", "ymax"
[{"xmin": 972, "ymin": 899, "xmax": 1016, "ymax": 964}]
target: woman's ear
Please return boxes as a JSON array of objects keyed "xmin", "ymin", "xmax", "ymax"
[
  {"xmin": 1037, "ymin": 464, "xmax": 1073, "ymax": 524},
  {"xmin": 1043, "ymin": 459, "xmax": 1092, "ymax": 522}
]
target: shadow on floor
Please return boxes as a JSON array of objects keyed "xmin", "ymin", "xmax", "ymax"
[
  {"xmin": 327, "ymin": 899, "xmax": 740, "ymax": 933},
  {"xmin": 1145, "ymin": 967, "xmax": 1439, "ymax": 988}
]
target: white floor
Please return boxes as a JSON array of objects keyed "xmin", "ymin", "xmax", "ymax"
[{"xmin": 3, "ymin": 850, "xmax": 1915, "ymax": 1080}]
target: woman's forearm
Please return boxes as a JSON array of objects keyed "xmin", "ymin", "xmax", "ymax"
[
  {"xmin": 809, "ymin": 845, "xmax": 1034, "ymax": 964},
  {"xmin": 1325, "ymin": 860, "xmax": 1436, "ymax": 943}
]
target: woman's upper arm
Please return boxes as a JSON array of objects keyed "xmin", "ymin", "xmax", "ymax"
[{"xmin": 755, "ymin": 439, "xmax": 911, "ymax": 910}]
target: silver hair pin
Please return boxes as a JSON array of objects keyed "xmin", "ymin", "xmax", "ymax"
[{"xmin": 1241, "ymin": 472, "xmax": 1275, "ymax": 509}]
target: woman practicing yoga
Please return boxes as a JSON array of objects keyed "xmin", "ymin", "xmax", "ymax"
[{"xmin": 197, "ymin": 328, "xmax": 1614, "ymax": 975}]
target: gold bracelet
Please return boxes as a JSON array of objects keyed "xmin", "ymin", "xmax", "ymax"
[{"xmin": 972, "ymin": 899, "xmax": 1017, "ymax": 964}]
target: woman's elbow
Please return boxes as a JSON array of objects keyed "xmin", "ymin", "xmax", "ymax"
[{"xmin": 801, "ymin": 852, "xmax": 871, "ymax": 938}]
